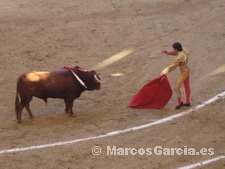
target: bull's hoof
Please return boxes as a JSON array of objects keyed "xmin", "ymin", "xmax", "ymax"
[
  {"xmin": 70, "ymin": 113, "xmax": 75, "ymax": 117},
  {"xmin": 17, "ymin": 119, "xmax": 22, "ymax": 123}
]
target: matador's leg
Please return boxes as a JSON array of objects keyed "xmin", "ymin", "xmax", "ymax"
[
  {"xmin": 174, "ymin": 72, "xmax": 189, "ymax": 108},
  {"xmin": 184, "ymin": 75, "xmax": 191, "ymax": 104}
]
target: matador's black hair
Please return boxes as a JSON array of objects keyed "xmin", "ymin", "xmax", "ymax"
[{"xmin": 172, "ymin": 42, "xmax": 183, "ymax": 51}]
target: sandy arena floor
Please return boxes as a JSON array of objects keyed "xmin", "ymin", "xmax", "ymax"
[{"xmin": 0, "ymin": 0, "xmax": 225, "ymax": 168}]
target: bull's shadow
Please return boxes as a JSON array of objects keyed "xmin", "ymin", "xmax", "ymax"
[{"xmin": 19, "ymin": 98, "xmax": 104, "ymax": 126}]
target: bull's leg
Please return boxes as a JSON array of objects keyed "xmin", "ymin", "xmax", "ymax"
[
  {"xmin": 65, "ymin": 97, "xmax": 75, "ymax": 116},
  {"xmin": 64, "ymin": 99, "xmax": 69, "ymax": 114},
  {"xmin": 25, "ymin": 97, "xmax": 33, "ymax": 118},
  {"xmin": 68, "ymin": 102, "xmax": 74, "ymax": 116},
  {"xmin": 66, "ymin": 101, "xmax": 74, "ymax": 116},
  {"xmin": 25, "ymin": 104, "xmax": 34, "ymax": 118},
  {"xmin": 65, "ymin": 104, "xmax": 69, "ymax": 114},
  {"xmin": 16, "ymin": 104, "xmax": 24, "ymax": 123}
]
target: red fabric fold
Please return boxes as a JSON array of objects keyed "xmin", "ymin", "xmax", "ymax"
[{"xmin": 128, "ymin": 75, "xmax": 172, "ymax": 109}]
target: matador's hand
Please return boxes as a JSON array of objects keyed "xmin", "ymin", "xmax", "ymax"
[
  {"xmin": 161, "ymin": 50, "xmax": 168, "ymax": 54},
  {"xmin": 160, "ymin": 72, "xmax": 165, "ymax": 77}
]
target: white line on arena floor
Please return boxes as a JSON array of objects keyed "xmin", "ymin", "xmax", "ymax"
[
  {"xmin": 0, "ymin": 91, "xmax": 225, "ymax": 156},
  {"xmin": 178, "ymin": 155, "xmax": 225, "ymax": 169}
]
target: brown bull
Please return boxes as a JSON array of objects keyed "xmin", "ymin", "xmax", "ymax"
[{"xmin": 15, "ymin": 67, "xmax": 101, "ymax": 123}]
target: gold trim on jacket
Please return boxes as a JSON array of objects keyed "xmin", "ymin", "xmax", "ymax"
[{"xmin": 162, "ymin": 49, "xmax": 189, "ymax": 74}]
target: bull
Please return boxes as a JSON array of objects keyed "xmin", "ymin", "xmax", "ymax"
[{"xmin": 15, "ymin": 67, "xmax": 102, "ymax": 123}]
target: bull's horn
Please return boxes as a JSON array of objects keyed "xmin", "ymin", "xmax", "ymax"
[{"xmin": 94, "ymin": 74, "xmax": 106, "ymax": 84}]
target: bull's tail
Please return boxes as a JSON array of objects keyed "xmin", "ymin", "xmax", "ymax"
[
  {"xmin": 15, "ymin": 76, "xmax": 22, "ymax": 123},
  {"xmin": 15, "ymin": 76, "xmax": 21, "ymax": 114},
  {"xmin": 15, "ymin": 90, "xmax": 20, "ymax": 114}
]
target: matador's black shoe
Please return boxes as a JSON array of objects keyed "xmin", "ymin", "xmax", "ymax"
[
  {"xmin": 182, "ymin": 103, "xmax": 191, "ymax": 107},
  {"xmin": 175, "ymin": 102, "xmax": 183, "ymax": 110}
]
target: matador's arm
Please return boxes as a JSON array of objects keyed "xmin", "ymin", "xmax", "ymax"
[{"xmin": 161, "ymin": 57, "xmax": 181, "ymax": 75}]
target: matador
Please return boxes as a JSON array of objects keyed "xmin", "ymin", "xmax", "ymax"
[{"xmin": 160, "ymin": 42, "xmax": 191, "ymax": 109}]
